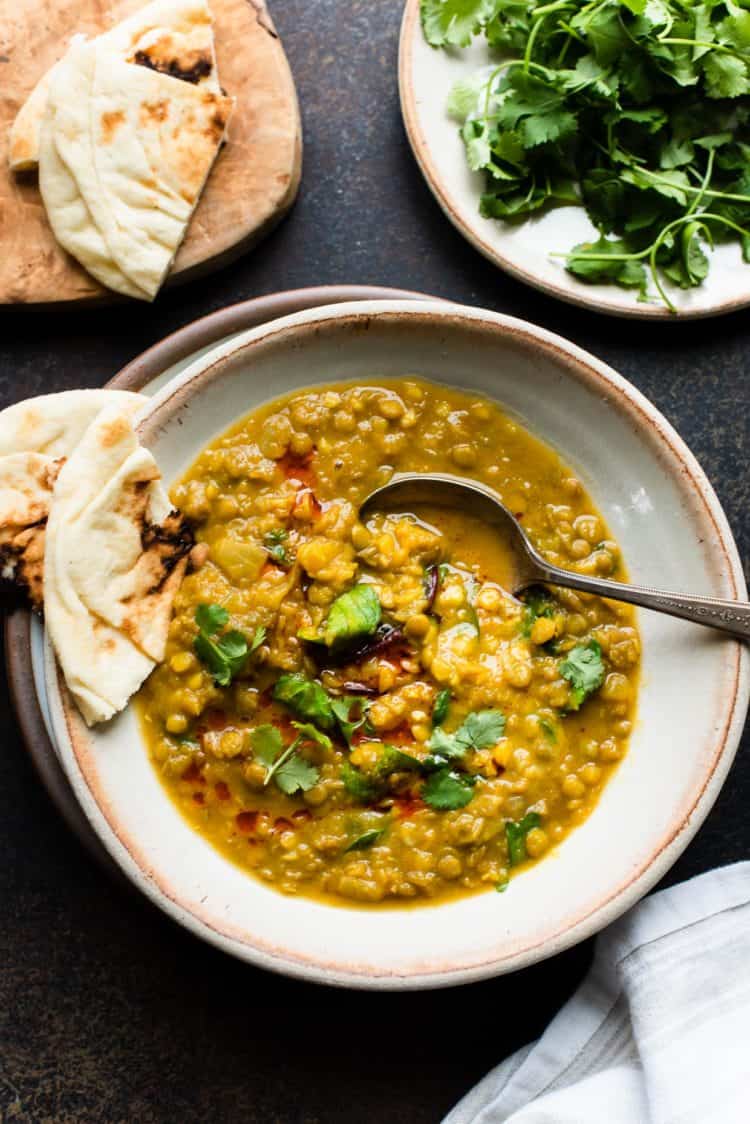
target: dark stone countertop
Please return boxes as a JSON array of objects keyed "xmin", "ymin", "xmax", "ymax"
[{"xmin": 0, "ymin": 2, "xmax": 747, "ymax": 1121}]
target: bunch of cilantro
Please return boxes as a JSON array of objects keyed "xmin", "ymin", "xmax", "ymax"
[{"xmin": 421, "ymin": 0, "xmax": 750, "ymax": 309}]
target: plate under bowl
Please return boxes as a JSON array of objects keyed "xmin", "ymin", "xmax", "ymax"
[{"xmin": 44, "ymin": 299, "xmax": 749, "ymax": 988}]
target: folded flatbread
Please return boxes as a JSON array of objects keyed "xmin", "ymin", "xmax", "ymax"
[
  {"xmin": 44, "ymin": 406, "xmax": 194, "ymax": 724},
  {"xmin": 0, "ymin": 454, "xmax": 60, "ymax": 606},
  {"xmin": 0, "ymin": 388, "xmax": 144, "ymax": 456},
  {"xmin": 0, "ymin": 390, "xmax": 145, "ymax": 603},
  {"xmin": 39, "ymin": 36, "xmax": 233, "ymax": 299},
  {"xmin": 9, "ymin": 0, "xmax": 220, "ymax": 172}
]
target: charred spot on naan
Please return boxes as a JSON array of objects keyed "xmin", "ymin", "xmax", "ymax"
[
  {"xmin": 140, "ymin": 510, "xmax": 195, "ymax": 593},
  {"xmin": 99, "ymin": 414, "xmax": 141, "ymax": 450},
  {"xmin": 0, "ymin": 521, "xmax": 46, "ymax": 610},
  {"xmin": 100, "ymin": 110, "xmax": 126, "ymax": 144},
  {"xmin": 132, "ymin": 43, "xmax": 213, "ymax": 85},
  {"xmin": 139, "ymin": 99, "xmax": 169, "ymax": 127},
  {"xmin": 0, "ymin": 456, "xmax": 61, "ymax": 608}
]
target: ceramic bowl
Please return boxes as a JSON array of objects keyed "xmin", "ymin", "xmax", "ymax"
[{"xmin": 43, "ymin": 300, "xmax": 749, "ymax": 988}]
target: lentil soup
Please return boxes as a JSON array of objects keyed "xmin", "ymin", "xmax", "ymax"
[{"xmin": 136, "ymin": 379, "xmax": 639, "ymax": 906}]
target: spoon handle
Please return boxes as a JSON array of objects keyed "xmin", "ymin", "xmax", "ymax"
[{"xmin": 537, "ymin": 563, "xmax": 750, "ymax": 641}]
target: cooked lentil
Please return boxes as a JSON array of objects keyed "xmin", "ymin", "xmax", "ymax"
[{"xmin": 136, "ymin": 379, "xmax": 639, "ymax": 906}]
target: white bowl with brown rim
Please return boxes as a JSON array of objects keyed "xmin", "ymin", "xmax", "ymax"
[{"xmin": 43, "ymin": 300, "xmax": 749, "ymax": 988}]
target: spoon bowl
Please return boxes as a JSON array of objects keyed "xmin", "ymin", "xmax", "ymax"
[{"xmin": 362, "ymin": 472, "xmax": 750, "ymax": 641}]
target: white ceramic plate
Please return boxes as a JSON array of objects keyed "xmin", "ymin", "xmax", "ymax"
[
  {"xmin": 44, "ymin": 300, "xmax": 749, "ymax": 988},
  {"xmin": 399, "ymin": 0, "xmax": 750, "ymax": 319}
]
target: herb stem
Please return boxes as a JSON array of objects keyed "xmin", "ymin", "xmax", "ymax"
[{"xmin": 263, "ymin": 735, "xmax": 301, "ymax": 787}]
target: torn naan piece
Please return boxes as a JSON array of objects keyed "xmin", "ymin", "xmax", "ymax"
[
  {"xmin": 39, "ymin": 37, "xmax": 233, "ymax": 299},
  {"xmin": 44, "ymin": 407, "xmax": 194, "ymax": 725},
  {"xmin": 9, "ymin": 0, "xmax": 220, "ymax": 173},
  {"xmin": 0, "ymin": 389, "xmax": 145, "ymax": 457},
  {"xmin": 0, "ymin": 390, "xmax": 145, "ymax": 604},
  {"xmin": 0, "ymin": 453, "xmax": 60, "ymax": 607}
]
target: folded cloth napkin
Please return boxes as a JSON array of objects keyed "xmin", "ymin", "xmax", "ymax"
[{"xmin": 444, "ymin": 862, "xmax": 750, "ymax": 1124}]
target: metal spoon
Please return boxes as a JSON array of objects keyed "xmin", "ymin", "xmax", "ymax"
[{"xmin": 360, "ymin": 472, "xmax": 750, "ymax": 641}]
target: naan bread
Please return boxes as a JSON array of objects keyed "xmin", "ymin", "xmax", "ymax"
[
  {"xmin": 0, "ymin": 390, "xmax": 145, "ymax": 604},
  {"xmin": 39, "ymin": 37, "xmax": 233, "ymax": 299},
  {"xmin": 0, "ymin": 389, "xmax": 145, "ymax": 456},
  {"xmin": 0, "ymin": 453, "xmax": 60, "ymax": 606},
  {"xmin": 9, "ymin": 0, "xmax": 220, "ymax": 173},
  {"xmin": 44, "ymin": 407, "xmax": 193, "ymax": 725}
]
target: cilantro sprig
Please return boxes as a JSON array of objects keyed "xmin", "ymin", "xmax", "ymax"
[
  {"xmin": 194, "ymin": 604, "xmax": 265, "ymax": 687},
  {"xmin": 426, "ymin": 708, "xmax": 506, "ymax": 765},
  {"xmin": 424, "ymin": 0, "xmax": 750, "ymax": 309},
  {"xmin": 273, "ymin": 672, "xmax": 370, "ymax": 746},
  {"xmin": 263, "ymin": 528, "xmax": 294, "ymax": 569},
  {"xmin": 250, "ymin": 723, "xmax": 324, "ymax": 795}
]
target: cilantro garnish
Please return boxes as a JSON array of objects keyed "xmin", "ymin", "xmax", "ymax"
[
  {"xmin": 194, "ymin": 604, "xmax": 265, "ymax": 687},
  {"xmin": 424, "ymin": 0, "xmax": 750, "ymax": 310},
  {"xmin": 263, "ymin": 528, "xmax": 294, "ymax": 569},
  {"xmin": 344, "ymin": 827, "xmax": 387, "ymax": 853},
  {"xmin": 520, "ymin": 586, "xmax": 555, "ymax": 638},
  {"xmin": 341, "ymin": 762, "xmax": 381, "ymax": 803},
  {"xmin": 432, "ymin": 688, "xmax": 451, "ymax": 727},
  {"xmin": 495, "ymin": 877, "xmax": 509, "ymax": 893},
  {"xmin": 422, "ymin": 768, "xmax": 476, "ymax": 810},
  {"xmin": 426, "ymin": 708, "xmax": 506, "ymax": 764},
  {"xmin": 273, "ymin": 672, "xmax": 336, "ymax": 731},
  {"xmin": 250, "ymin": 723, "xmax": 321, "ymax": 795},
  {"xmin": 330, "ymin": 696, "xmax": 369, "ymax": 747},
  {"xmin": 340, "ymin": 744, "xmax": 422, "ymax": 805},
  {"xmin": 298, "ymin": 583, "xmax": 381, "ymax": 650},
  {"xmin": 506, "ymin": 812, "xmax": 542, "ymax": 866},
  {"xmin": 324, "ymin": 583, "xmax": 382, "ymax": 648},
  {"xmin": 560, "ymin": 639, "xmax": 605, "ymax": 710}
]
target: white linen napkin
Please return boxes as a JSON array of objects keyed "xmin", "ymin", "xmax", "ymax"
[{"xmin": 444, "ymin": 862, "xmax": 750, "ymax": 1124}]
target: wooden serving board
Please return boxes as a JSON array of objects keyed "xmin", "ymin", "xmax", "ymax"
[{"xmin": 0, "ymin": 0, "xmax": 302, "ymax": 303}]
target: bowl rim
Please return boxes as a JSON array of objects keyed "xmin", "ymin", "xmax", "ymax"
[
  {"xmin": 45, "ymin": 299, "xmax": 750, "ymax": 989},
  {"xmin": 398, "ymin": 0, "xmax": 750, "ymax": 321}
]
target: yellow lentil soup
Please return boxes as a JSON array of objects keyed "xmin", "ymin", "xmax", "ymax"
[{"xmin": 136, "ymin": 379, "xmax": 639, "ymax": 906}]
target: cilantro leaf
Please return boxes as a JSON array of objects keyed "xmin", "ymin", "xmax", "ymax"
[
  {"xmin": 291, "ymin": 722, "xmax": 332, "ymax": 751},
  {"xmin": 273, "ymin": 672, "xmax": 336, "ymax": 731},
  {"xmin": 520, "ymin": 586, "xmax": 555, "ymax": 638},
  {"xmin": 703, "ymin": 54, "xmax": 749, "ymax": 99},
  {"xmin": 560, "ymin": 640, "xmax": 605, "ymax": 710},
  {"xmin": 344, "ymin": 827, "xmax": 387, "ymax": 853},
  {"xmin": 427, "ymin": 708, "xmax": 505, "ymax": 763},
  {"xmin": 324, "ymin": 584, "xmax": 381, "ymax": 648},
  {"xmin": 194, "ymin": 604, "xmax": 265, "ymax": 687},
  {"xmin": 422, "ymin": 768, "xmax": 476, "ymax": 810},
  {"xmin": 250, "ymin": 724, "xmax": 284, "ymax": 767},
  {"xmin": 420, "ymin": 0, "xmax": 500, "ymax": 48},
  {"xmin": 432, "ymin": 688, "xmax": 451, "ymax": 727},
  {"xmin": 341, "ymin": 763, "xmax": 381, "ymax": 804},
  {"xmin": 377, "ymin": 745, "xmax": 423, "ymax": 776},
  {"xmin": 263, "ymin": 528, "xmax": 294, "ymax": 569},
  {"xmin": 330, "ymin": 696, "xmax": 369, "ymax": 747},
  {"xmin": 566, "ymin": 237, "xmax": 648, "ymax": 296},
  {"xmin": 195, "ymin": 603, "xmax": 228, "ymax": 633},
  {"xmin": 506, "ymin": 811, "xmax": 542, "ymax": 866},
  {"xmin": 447, "ymin": 73, "xmax": 487, "ymax": 121},
  {"xmin": 274, "ymin": 754, "xmax": 320, "ymax": 795}
]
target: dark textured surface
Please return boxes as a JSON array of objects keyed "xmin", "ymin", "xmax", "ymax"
[{"xmin": 0, "ymin": 1, "xmax": 748, "ymax": 1121}]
